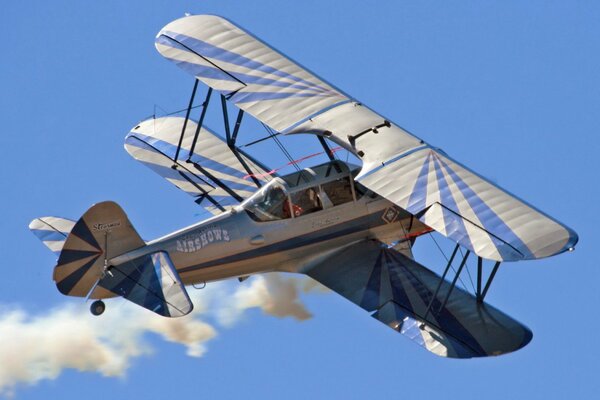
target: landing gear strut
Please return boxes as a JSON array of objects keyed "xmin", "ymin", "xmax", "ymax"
[{"xmin": 90, "ymin": 300, "xmax": 105, "ymax": 316}]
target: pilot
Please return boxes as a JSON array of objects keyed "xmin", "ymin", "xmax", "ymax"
[
  {"xmin": 286, "ymin": 187, "xmax": 323, "ymax": 217},
  {"xmin": 265, "ymin": 186, "xmax": 287, "ymax": 218},
  {"xmin": 305, "ymin": 188, "xmax": 321, "ymax": 212}
]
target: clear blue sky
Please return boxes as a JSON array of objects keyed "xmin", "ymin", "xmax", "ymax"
[{"xmin": 1, "ymin": 1, "xmax": 598, "ymax": 399}]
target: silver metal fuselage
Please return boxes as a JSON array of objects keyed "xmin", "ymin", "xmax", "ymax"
[{"xmin": 112, "ymin": 194, "xmax": 420, "ymax": 286}]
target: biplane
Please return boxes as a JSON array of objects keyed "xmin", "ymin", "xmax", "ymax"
[{"xmin": 30, "ymin": 15, "xmax": 577, "ymax": 358}]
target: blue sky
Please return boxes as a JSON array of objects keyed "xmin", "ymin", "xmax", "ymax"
[{"xmin": 1, "ymin": 1, "xmax": 598, "ymax": 399}]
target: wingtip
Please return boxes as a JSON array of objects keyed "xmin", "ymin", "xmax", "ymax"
[
  {"xmin": 28, "ymin": 217, "xmax": 41, "ymax": 231},
  {"xmin": 565, "ymin": 228, "xmax": 579, "ymax": 253}
]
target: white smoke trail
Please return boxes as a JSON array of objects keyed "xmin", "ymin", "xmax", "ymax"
[
  {"xmin": 217, "ymin": 273, "xmax": 313, "ymax": 325},
  {"xmin": 0, "ymin": 273, "xmax": 321, "ymax": 397}
]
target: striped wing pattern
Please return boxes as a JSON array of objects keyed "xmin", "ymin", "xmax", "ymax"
[
  {"xmin": 357, "ymin": 148, "xmax": 578, "ymax": 261},
  {"xmin": 155, "ymin": 15, "xmax": 348, "ymax": 133},
  {"xmin": 125, "ymin": 116, "xmax": 270, "ymax": 215},
  {"xmin": 29, "ymin": 217, "xmax": 75, "ymax": 255},
  {"xmin": 306, "ymin": 241, "xmax": 532, "ymax": 358}
]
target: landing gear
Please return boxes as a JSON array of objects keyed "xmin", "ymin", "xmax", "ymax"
[{"xmin": 90, "ymin": 300, "xmax": 105, "ymax": 316}]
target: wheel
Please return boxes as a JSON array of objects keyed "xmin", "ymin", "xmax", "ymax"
[{"xmin": 90, "ymin": 300, "xmax": 105, "ymax": 316}]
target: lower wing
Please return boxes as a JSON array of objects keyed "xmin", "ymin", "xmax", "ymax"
[{"xmin": 304, "ymin": 240, "xmax": 532, "ymax": 358}]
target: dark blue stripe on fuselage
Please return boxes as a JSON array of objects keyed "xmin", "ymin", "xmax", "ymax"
[{"xmin": 179, "ymin": 210, "xmax": 389, "ymax": 274}]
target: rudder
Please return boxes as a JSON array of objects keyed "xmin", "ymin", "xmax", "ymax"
[{"xmin": 54, "ymin": 201, "xmax": 145, "ymax": 297}]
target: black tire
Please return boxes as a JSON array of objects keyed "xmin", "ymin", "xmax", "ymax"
[{"xmin": 90, "ymin": 300, "xmax": 105, "ymax": 316}]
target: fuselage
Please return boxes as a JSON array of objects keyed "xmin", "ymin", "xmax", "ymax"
[{"xmin": 111, "ymin": 161, "xmax": 429, "ymax": 285}]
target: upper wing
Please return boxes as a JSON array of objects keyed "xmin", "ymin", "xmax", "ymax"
[
  {"xmin": 305, "ymin": 240, "xmax": 532, "ymax": 358},
  {"xmin": 155, "ymin": 15, "xmax": 577, "ymax": 260},
  {"xmin": 155, "ymin": 15, "xmax": 350, "ymax": 134},
  {"xmin": 125, "ymin": 116, "xmax": 272, "ymax": 215}
]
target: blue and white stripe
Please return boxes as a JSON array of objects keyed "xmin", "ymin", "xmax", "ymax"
[
  {"xmin": 125, "ymin": 116, "xmax": 271, "ymax": 215},
  {"xmin": 358, "ymin": 148, "xmax": 577, "ymax": 261},
  {"xmin": 155, "ymin": 15, "xmax": 349, "ymax": 133},
  {"xmin": 29, "ymin": 217, "xmax": 75, "ymax": 255}
]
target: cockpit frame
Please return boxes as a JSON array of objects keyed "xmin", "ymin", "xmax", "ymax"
[{"xmin": 241, "ymin": 160, "xmax": 362, "ymax": 222}]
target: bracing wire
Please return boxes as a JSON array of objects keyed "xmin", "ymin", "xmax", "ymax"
[
  {"xmin": 458, "ymin": 246, "xmax": 476, "ymax": 294},
  {"xmin": 261, "ymin": 123, "xmax": 302, "ymax": 173},
  {"xmin": 429, "ymin": 233, "xmax": 469, "ymax": 291},
  {"xmin": 165, "ymin": 103, "xmax": 204, "ymax": 116}
]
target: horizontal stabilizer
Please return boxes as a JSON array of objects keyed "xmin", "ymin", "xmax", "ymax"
[
  {"xmin": 29, "ymin": 216, "xmax": 75, "ymax": 255},
  {"xmin": 306, "ymin": 240, "xmax": 532, "ymax": 358},
  {"xmin": 99, "ymin": 251, "xmax": 193, "ymax": 317},
  {"xmin": 125, "ymin": 116, "xmax": 271, "ymax": 215}
]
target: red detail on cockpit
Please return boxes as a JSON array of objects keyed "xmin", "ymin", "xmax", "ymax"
[
  {"xmin": 283, "ymin": 201, "xmax": 303, "ymax": 218},
  {"xmin": 243, "ymin": 147, "xmax": 343, "ymax": 180}
]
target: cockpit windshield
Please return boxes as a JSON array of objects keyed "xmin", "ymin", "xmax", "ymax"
[
  {"xmin": 242, "ymin": 161, "xmax": 364, "ymax": 222},
  {"xmin": 241, "ymin": 178, "xmax": 290, "ymax": 222}
]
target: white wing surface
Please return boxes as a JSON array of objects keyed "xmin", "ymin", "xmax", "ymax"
[
  {"xmin": 155, "ymin": 15, "xmax": 349, "ymax": 133},
  {"xmin": 155, "ymin": 15, "xmax": 577, "ymax": 261},
  {"xmin": 125, "ymin": 116, "xmax": 271, "ymax": 215},
  {"xmin": 356, "ymin": 148, "xmax": 577, "ymax": 261}
]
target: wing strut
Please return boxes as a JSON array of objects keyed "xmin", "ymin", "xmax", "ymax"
[
  {"xmin": 174, "ymin": 79, "xmax": 199, "ymax": 163},
  {"xmin": 423, "ymin": 243, "xmax": 460, "ymax": 320},
  {"xmin": 220, "ymin": 94, "xmax": 262, "ymax": 188},
  {"xmin": 187, "ymin": 87, "xmax": 213, "ymax": 159},
  {"xmin": 438, "ymin": 250, "xmax": 470, "ymax": 314},
  {"xmin": 173, "ymin": 166, "xmax": 226, "ymax": 212},
  {"xmin": 317, "ymin": 136, "xmax": 335, "ymax": 161},
  {"xmin": 188, "ymin": 160, "xmax": 244, "ymax": 202},
  {"xmin": 478, "ymin": 260, "xmax": 502, "ymax": 303},
  {"xmin": 423, "ymin": 246, "xmax": 504, "ymax": 316},
  {"xmin": 172, "ymin": 79, "xmax": 265, "ymax": 197},
  {"xmin": 127, "ymin": 132, "xmax": 225, "ymax": 210},
  {"xmin": 422, "ymin": 246, "xmax": 471, "ymax": 320}
]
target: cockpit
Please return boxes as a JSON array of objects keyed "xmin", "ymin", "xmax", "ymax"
[
  {"xmin": 241, "ymin": 178, "xmax": 290, "ymax": 222},
  {"xmin": 241, "ymin": 160, "xmax": 372, "ymax": 222}
]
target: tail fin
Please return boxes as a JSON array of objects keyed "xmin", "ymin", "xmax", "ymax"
[
  {"xmin": 53, "ymin": 201, "xmax": 145, "ymax": 297},
  {"xmin": 29, "ymin": 217, "xmax": 76, "ymax": 255}
]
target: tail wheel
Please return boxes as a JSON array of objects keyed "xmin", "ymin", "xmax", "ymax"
[{"xmin": 90, "ymin": 300, "xmax": 106, "ymax": 316}]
